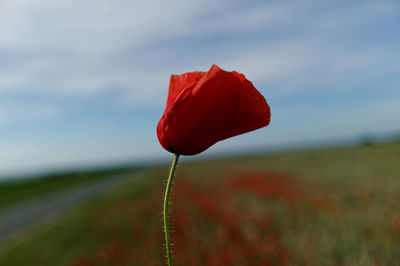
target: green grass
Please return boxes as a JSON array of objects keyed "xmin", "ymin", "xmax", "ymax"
[
  {"xmin": 0, "ymin": 166, "xmax": 140, "ymax": 210},
  {"xmin": 1, "ymin": 142, "xmax": 400, "ymax": 265}
]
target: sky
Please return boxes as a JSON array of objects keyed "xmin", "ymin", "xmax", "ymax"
[{"xmin": 0, "ymin": 0, "xmax": 399, "ymax": 177}]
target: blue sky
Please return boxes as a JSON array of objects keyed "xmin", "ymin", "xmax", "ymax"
[{"xmin": 0, "ymin": 0, "xmax": 399, "ymax": 176}]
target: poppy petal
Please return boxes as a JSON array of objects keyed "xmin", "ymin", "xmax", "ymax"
[
  {"xmin": 167, "ymin": 71, "xmax": 205, "ymax": 107},
  {"xmin": 157, "ymin": 64, "xmax": 270, "ymax": 155}
]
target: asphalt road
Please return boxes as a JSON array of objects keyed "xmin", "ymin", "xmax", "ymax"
[{"xmin": 0, "ymin": 172, "xmax": 140, "ymax": 245}]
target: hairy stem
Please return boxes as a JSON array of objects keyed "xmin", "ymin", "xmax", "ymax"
[{"xmin": 163, "ymin": 153, "xmax": 179, "ymax": 266}]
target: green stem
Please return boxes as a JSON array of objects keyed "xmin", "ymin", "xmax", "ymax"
[{"xmin": 163, "ymin": 153, "xmax": 179, "ymax": 266}]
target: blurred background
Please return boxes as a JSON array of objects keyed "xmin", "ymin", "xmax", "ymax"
[
  {"xmin": 1, "ymin": 0, "xmax": 399, "ymax": 177},
  {"xmin": 0, "ymin": 0, "xmax": 399, "ymax": 265}
]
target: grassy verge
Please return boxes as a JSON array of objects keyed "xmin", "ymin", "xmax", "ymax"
[
  {"xmin": 1, "ymin": 142, "xmax": 400, "ymax": 265},
  {"xmin": 0, "ymin": 167, "xmax": 140, "ymax": 210},
  {"xmin": 0, "ymin": 169, "xmax": 162, "ymax": 266}
]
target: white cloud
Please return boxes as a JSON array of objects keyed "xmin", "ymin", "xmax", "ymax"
[
  {"xmin": 0, "ymin": 0, "xmax": 398, "ymax": 104},
  {"xmin": 0, "ymin": 0, "xmax": 226, "ymax": 94}
]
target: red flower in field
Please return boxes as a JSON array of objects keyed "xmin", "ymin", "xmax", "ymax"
[{"xmin": 157, "ymin": 64, "xmax": 271, "ymax": 155}]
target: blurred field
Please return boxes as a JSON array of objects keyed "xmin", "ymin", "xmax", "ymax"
[{"xmin": 1, "ymin": 142, "xmax": 400, "ymax": 265}]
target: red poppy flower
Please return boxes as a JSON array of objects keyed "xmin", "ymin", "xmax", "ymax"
[{"xmin": 157, "ymin": 64, "xmax": 271, "ymax": 155}]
